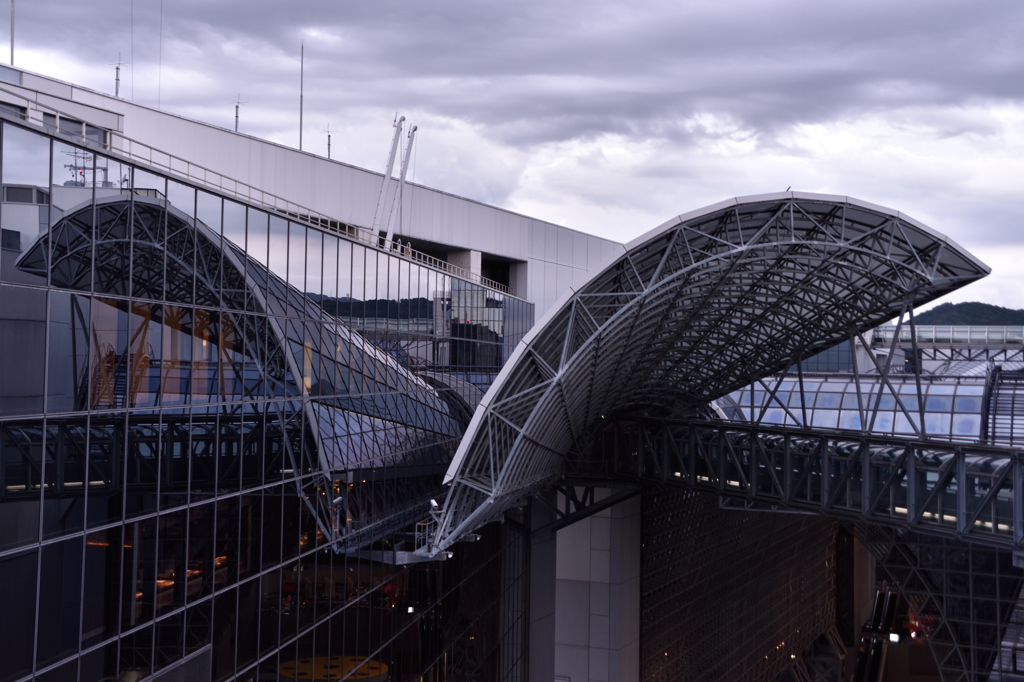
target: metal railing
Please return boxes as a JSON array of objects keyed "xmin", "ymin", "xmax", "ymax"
[{"xmin": 0, "ymin": 85, "xmax": 516, "ymax": 297}]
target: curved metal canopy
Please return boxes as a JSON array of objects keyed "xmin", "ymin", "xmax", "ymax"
[{"xmin": 430, "ymin": 192, "xmax": 989, "ymax": 553}]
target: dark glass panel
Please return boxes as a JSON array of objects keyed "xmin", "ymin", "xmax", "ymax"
[
  {"xmin": 259, "ymin": 569, "xmax": 282, "ymax": 655},
  {"xmin": 2, "ymin": 123, "xmax": 50, "ymax": 286},
  {"xmin": 219, "ymin": 311, "xmax": 244, "ymax": 402},
  {"xmin": 80, "ymin": 641, "xmax": 118, "ymax": 682},
  {"xmin": 160, "ymin": 415, "xmax": 189, "ymax": 510},
  {"xmin": 36, "ymin": 535, "xmax": 84, "ymax": 667},
  {"xmin": 236, "ymin": 576, "xmax": 261, "ymax": 669},
  {"xmin": 0, "ymin": 421, "xmax": 42, "ymax": 550},
  {"xmin": 214, "ymin": 496, "xmax": 239, "ymax": 591},
  {"xmin": 242, "ymin": 314, "xmax": 268, "ymax": 402},
  {"xmin": 119, "ymin": 622, "xmax": 154, "ymax": 679},
  {"xmin": 42, "ymin": 418, "xmax": 87, "ymax": 538},
  {"xmin": 261, "ymin": 485, "xmax": 283, "ymax": 569},
  {"xmin": 0, "ymin": 285, "xmax": 45, "ymax": 414},
  {"xmin": 125, "ymin": 419, "xmax": 159, "ymax": 519},
  {"xmin": 190, "ymin": 416, "xmax": 216, "ymax": 501},
  {"xmin": 89, "ymin": 297, "xmax": 129, "ymax": 410},
  {"xmin": 192, "ymin": 309, "xmax": 220, "ymax": 404},
  {"xmin": 185, "ymin": 598, "xmax": 212, "ymax": 655},
  {"xmin": 218, "ymin": 412, "xmax": 241, "ymax": 493},
  {"xmin": 87, "ymin": 413, "xmax": 125, "ymax": 527},
  {"xmin": 164, "ymin": 185, "xmax": 196, "ymax": 305},
  {"xmin": 129, "ymin": 302, "xmax": 162, "ymax": 409},
  {"xmin": 161, "ymin": 306, "xmax": 192, "ymax": 406},
  {"xmin": 0, "ymin": 549, "xmax": 37, "ymax": 681},
  {"xmin": 238, "ymin": 492, "xmax": 262, "ymax": 581},
  {"xmin": 155, "ymin": 508, "xmax": 187, "ymax": 616},
  {"xmin": 47, "ymin": 292, "xmax": 90, "ymax": 412},
  {"xmin": 130, "ymin": 196, "xmax": 166, "ymax": 301},
  {"xmin": 185, "ymin": 502, "xmax": 215, "ymax": 601},
  {"xmin": 82, "ymin": 527, "xmax": 122, "ymax": 645},
  {"xmin": 122, "ymin": 518, "xmax": 157, "ymax": 630},
  {"xmin": 211, "ymin": 581, "xmax": 237, "ymax": 675},
  {"xmin": 154, "ymin": 611, "xmax": 184, "ymax": 672},
  {"xmin": 92, "ymin": 196, "xmax": 131, "ymax": 296}
]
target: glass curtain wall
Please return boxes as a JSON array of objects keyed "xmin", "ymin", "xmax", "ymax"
[{"xmin": 0, "ymin": 118, "xmax": 533, "ymax": 682}]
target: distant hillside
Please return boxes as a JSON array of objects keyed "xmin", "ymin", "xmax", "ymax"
[{"xmin": 914, "ymin": 302, "xmax": 1024, "ymax": 326}]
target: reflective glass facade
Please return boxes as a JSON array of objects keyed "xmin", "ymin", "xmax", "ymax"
[{"xmin": 0, "ymin": 118, "xmax": 533, "ymax": 682}]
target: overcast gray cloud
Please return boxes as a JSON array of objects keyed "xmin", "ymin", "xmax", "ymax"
[{"xmin": 11, "ymin": 0, "xmax": 1024, "ymax": 308}]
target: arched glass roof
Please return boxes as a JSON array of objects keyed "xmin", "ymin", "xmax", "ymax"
[{"xmin": 430, "ymin": 192, "xmax": 990, "ymax": 553}]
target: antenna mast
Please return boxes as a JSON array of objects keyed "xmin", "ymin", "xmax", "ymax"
[
  {"xmin": 232, "ymin": 93, "xmax": 247, "ymax": 132},
  {"xmin": 112, "ymin": 53, "xmax": 130, "ymax": 98},
  {"xmin": 9, "ymin": 0, "xmax": 13, "ymax": 66},
  {"xmin": 324, "ymin": 123, "xmax": 332, "ymax": 159},
  {"xmin": 299, "ymin": 41, "xmax": 304, "ymax": 150}
]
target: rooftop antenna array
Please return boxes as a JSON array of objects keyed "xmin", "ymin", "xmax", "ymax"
[
  {"xmin": 111, "ymin": 53, "xmax": 130, "ymax": 98},
  {"xmin": 232, "ymin": 93, "xmax": 247, "ymax": 132},
  {"xmin": 384, "ymin": 122, "xmax": 417, "ymax": 250},
  {"xmin": 371, "ymin": 114, "xmax": 405, "ymax": 238}
]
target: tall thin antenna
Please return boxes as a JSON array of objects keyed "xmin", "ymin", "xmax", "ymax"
[
  {"xmin": 157, "ymin": 0, "xmax": 163, "ymax": 108},
  {"xmin": 9, "ymin": 0, "xmax": 13, "ymax": 66},
  {"xmin": 299, "ymin": 41, "xmax": 304, "ymax": 151},
  {"xmin": 130, "ymin": 0, "xmax": 134, "ymax": 100},
  {"xmin": 112, "ymin": 53, "xmax": 130, "ymax": 98},
  {"xmin": 232, "ymin": 93, "xmax": 247, "ymax": 133},
  {"xmin": 324, "ymin": 123, "xmax": 332, "ymax": 159}
]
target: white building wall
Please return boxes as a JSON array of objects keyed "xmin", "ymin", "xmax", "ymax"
[{"xmin": 0, "ymin": 66, "xmax": 621, "ymax": 316}]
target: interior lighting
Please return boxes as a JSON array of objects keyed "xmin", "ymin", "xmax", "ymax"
[
  {"xmin": 889, "ymin": 633, "xmax": 900, "ymax": 643},
  {"xmin": 407, "ymin": 606, "xmax": 414, "ymax": 614}
]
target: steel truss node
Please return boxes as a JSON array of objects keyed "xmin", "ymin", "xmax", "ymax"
[{"xmin": 430, "ymin": 193, "xmax": 989, "ymax": 554}]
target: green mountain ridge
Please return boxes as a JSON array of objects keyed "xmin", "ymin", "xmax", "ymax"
[{"xmin": 913, "ymin": 302, "xmax": 1024, "ymax": 326}]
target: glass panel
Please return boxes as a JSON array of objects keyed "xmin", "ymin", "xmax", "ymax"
[
  {"xmin": 166, "ymin": 179, "xmax": 195, "ymax": 220},
  {"xmin": 0, "ymin": 549, "xmax": 38, "ymax": 681},
  {"xmin": 925, "ymin": 395, "xmax": 953, "ymax": 412},
  {"xmin": 2, "ymin": 125, "xmax": 50, "ymax": 285},
  {"xmin": 952, "ymin": 414, "xmax": 982, "ymax": 437},
  {"xmin": 128, "ymin": 302, "xmax": 162, "ymax": 409},
  {"xmin": 161, "ymin": 306, "xmax": 193, "ymax": 406},
  {"xmin": 131, "ymin": 169, "xmax": 167, "ymax": 301},
  {"xmin": 46, "ymin": 292, "xmax": 91, "ymax": 411},
  {"xmin": 36, "ymin": 536, "xmax": 84, "ymax": 667},
  {"xmin": 0, "ymin": 286, "xmax": 45, "ymax": 415},
  {"xmin": 267, "ymin": 215, "xmax": 288, "ymax": 282},
  {"xmin": 306, "ymin": 227, "xmax": 323, "ymax": 303},
  {"xmin": 82, "ymin": 527, "xmax": 122, "ymax": 645}
]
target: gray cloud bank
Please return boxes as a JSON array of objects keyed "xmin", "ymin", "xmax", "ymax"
[{"xmin": 11, "ymin": 0, "xmax": 1024, "ymax": 306}]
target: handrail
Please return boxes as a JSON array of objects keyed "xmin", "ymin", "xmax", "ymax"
[{"xmin": 0, "ymin": 85, "xmax": 517, "ymax": 297}]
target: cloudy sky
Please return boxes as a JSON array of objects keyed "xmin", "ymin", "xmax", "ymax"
[{"xmin": 12, "ymin": 0, "xmax": 1024, "ymax": 309}]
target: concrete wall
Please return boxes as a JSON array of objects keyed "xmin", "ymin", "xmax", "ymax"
[{"xmin": 553, "ymin": 494, "xmax": 642, "ymax": 682}]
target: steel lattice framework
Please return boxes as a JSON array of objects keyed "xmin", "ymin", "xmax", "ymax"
[{"xmin": 430, "ymin": 192, "xmax": 990, "ymax": 553}]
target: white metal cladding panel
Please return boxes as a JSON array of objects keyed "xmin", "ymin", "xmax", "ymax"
[{"xmin": 11, "ymin": 68, "xmax": 624, "ymax": 279}]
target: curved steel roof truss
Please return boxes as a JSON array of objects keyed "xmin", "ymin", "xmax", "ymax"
[{"xmin": 429, "ymin": 193, "xmax": 989, "ymax": 553}]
